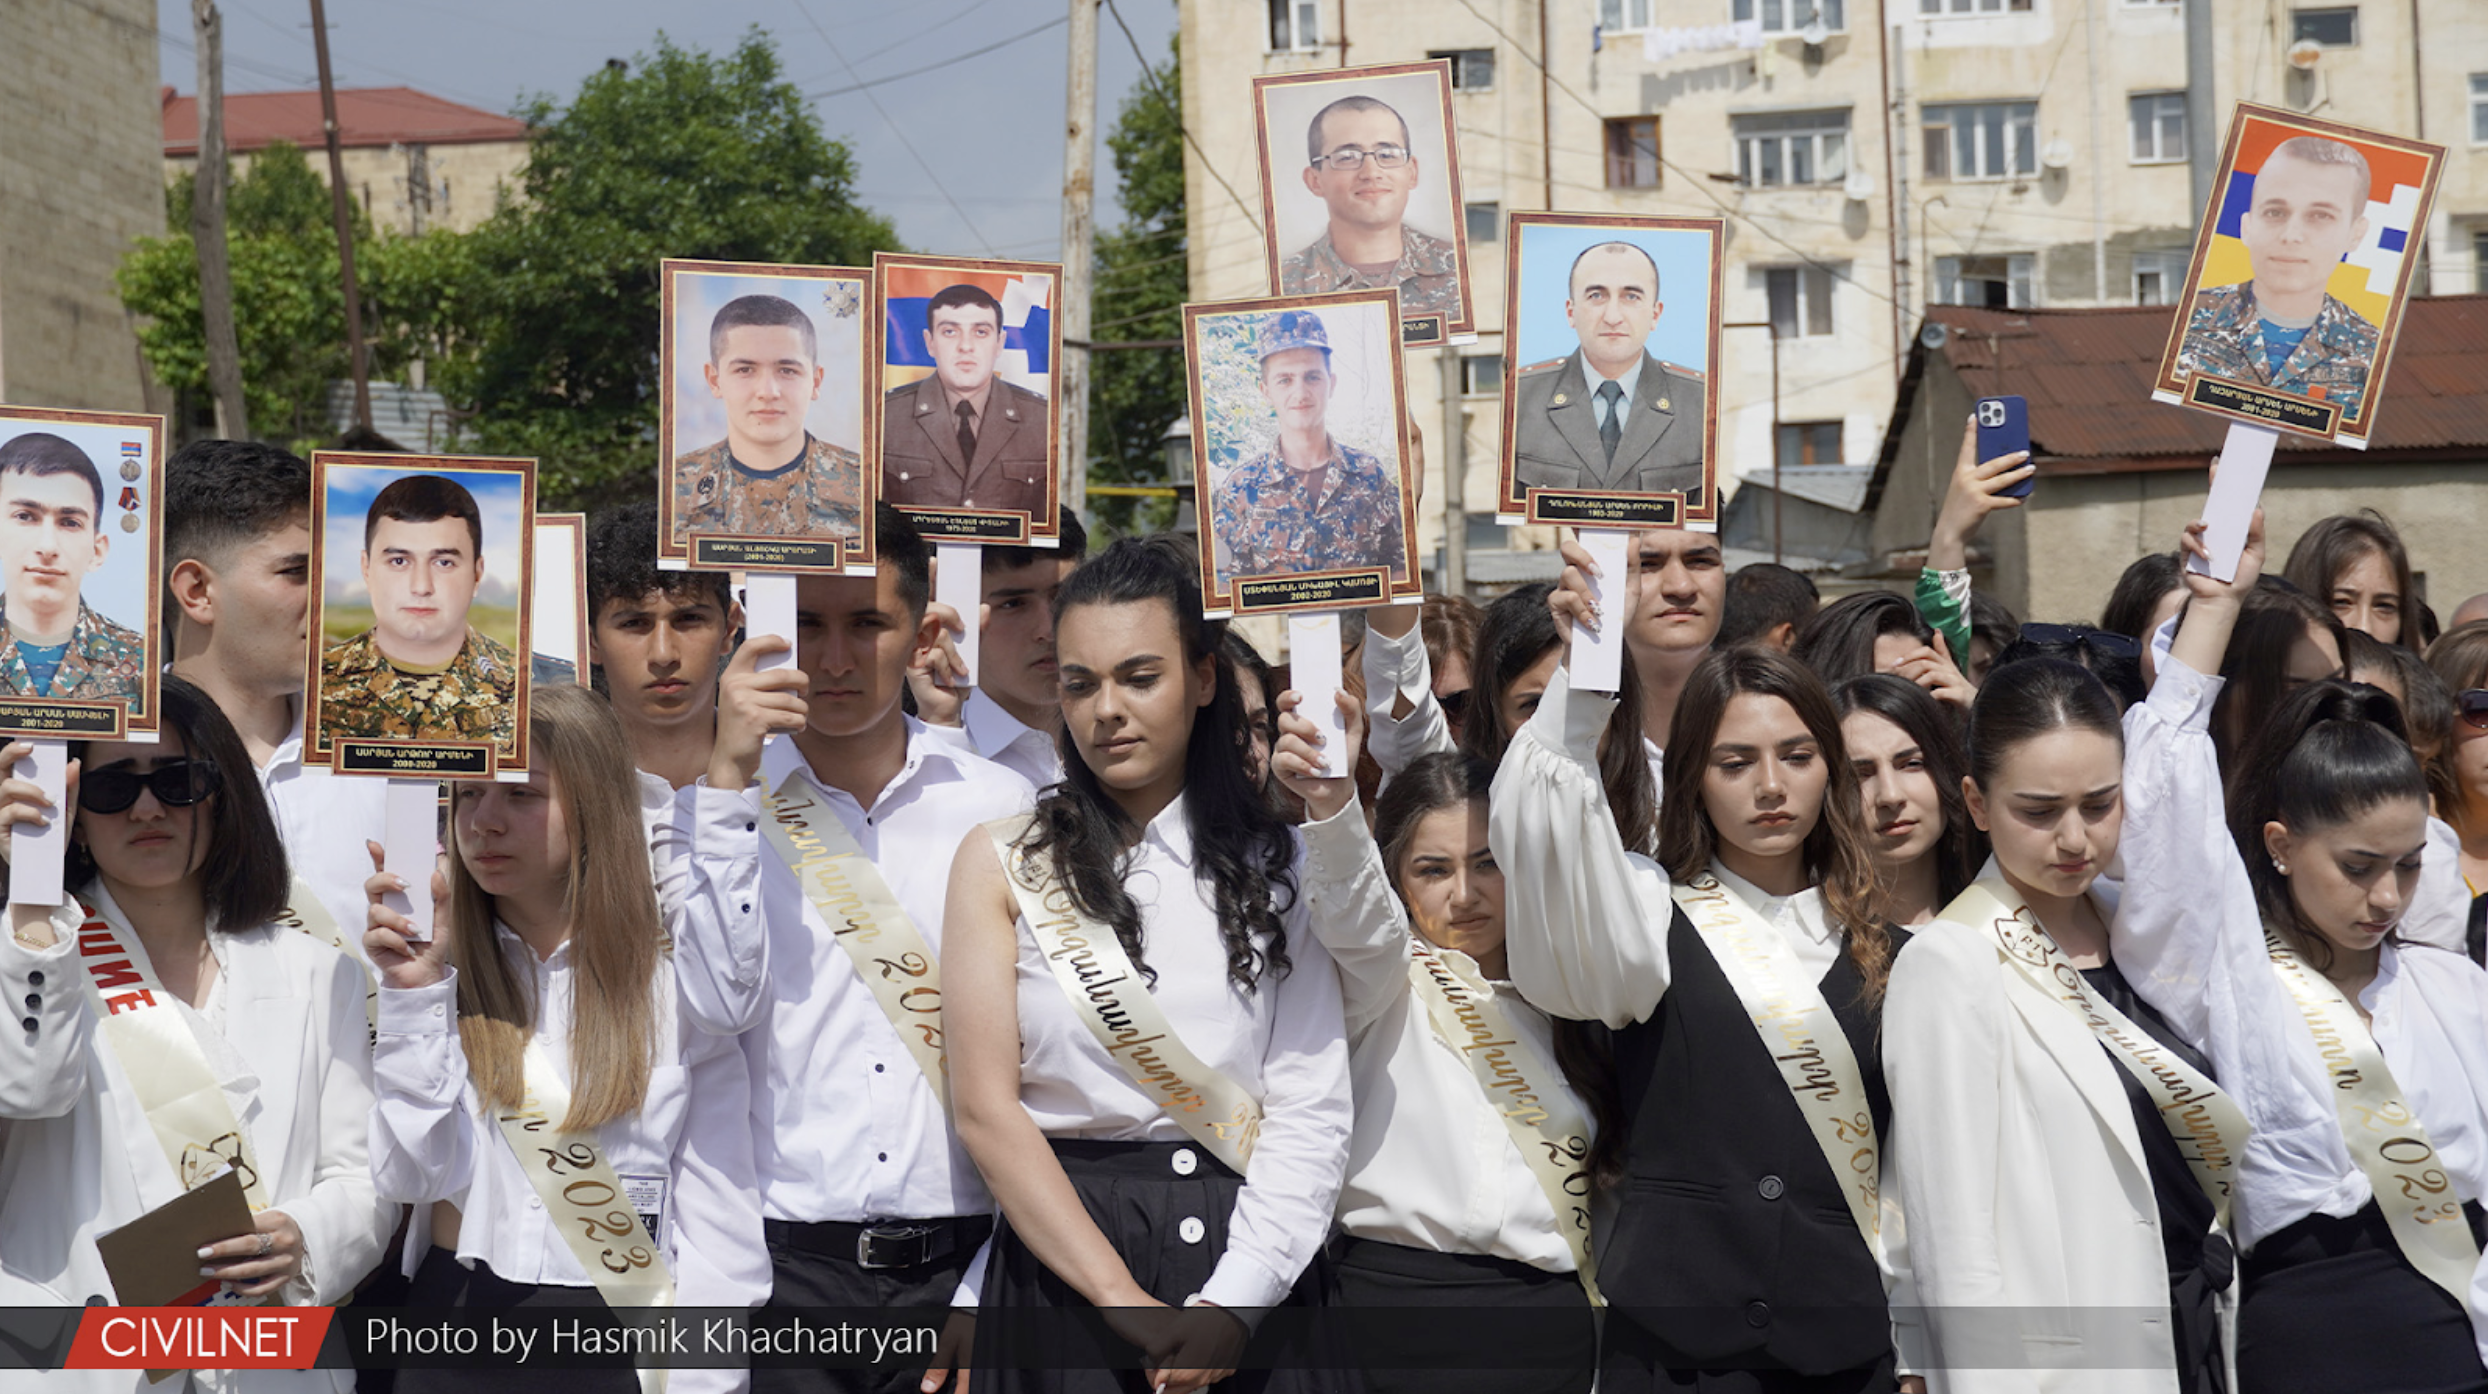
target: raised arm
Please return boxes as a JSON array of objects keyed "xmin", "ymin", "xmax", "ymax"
[
  {"xmin": 1275, "ymin": 688, "xmax": 1410, "ymax": 1037},
  {"xmin": 1360, "ymin": 602, "xmax": 1455, "ymax": 779},
  {"xmin": 362, "ymin": 854, "xmax": 479, "ymax": 1207},
  {"xmin": 663, "ymin": 783, "xmax": 767, "ymax": 1036}
]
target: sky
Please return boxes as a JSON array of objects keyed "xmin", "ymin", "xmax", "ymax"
[{"xmin": 155, "ymin": 0, "xmax": 1182, "ymax": 260}]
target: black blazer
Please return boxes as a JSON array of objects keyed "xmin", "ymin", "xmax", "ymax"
[{"xmin": 1600, "ymin": 908, "xmax": 1908, "ymax": 1374}]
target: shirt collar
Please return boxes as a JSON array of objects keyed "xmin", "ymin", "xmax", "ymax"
[
  {"xmin": 493, "ymin": 917, "xmax": 572, "ymax": 970},
  {"xmin": 962, "ymin": 691, "xmax": 1050, "ymax": 757},
  {"xmin": 266, "ymin": 695, "xmax": 308, "ymax": 776},
  {"xmin": 1142, "ymin": 792, "xmax": 1194, "ymax": 867},
  {"xmin": 761, "ymin": 715, "xmax": 958, "ymax": 811},
  {"xmin": 1586, "ymin": 352, "xmax": 1645, "ymax": 403},
  {"xmin": 936, "ymin": 375, "xmax": 995, "ymax": 423},
  {"xmin": 1708, "ymin": 859, "xmax": 1835, "ymax": 945}
]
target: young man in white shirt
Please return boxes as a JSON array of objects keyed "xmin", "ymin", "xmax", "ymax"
[
  {"xmin": 911, "ymin": 506, "xmax": 1085, "ymax": 791},
  {"xmin": 721, "ymin": 505, "xmax": 1035, "ymax": 1394},
  {"xmin": 164, "ymin": 439, "xmax": 390, "ymax": 953}
]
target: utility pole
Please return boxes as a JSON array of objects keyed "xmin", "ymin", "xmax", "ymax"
[
  {"xmin": 1439, "ymin": 347, "xmax": 1466, "ymax": 598},
  {"xmin": 1057, "ymin": 0, "xmax": 1101, "ymax": 519},
  {"xmin": 2183, "ymin": 0, "xmax": 2216, "ymax": 221},
  {"xmin": 308, "ymin": 0, "xmax": 371, "ymax": 434},
  {"xmin": 192, "ymin": 0, "xmax": 249, "ymax": 439}
]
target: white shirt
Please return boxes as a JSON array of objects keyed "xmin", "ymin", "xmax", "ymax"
[
  {"xmin": 368, "ymin": 931, "xmax": 768, "ymax": 1378},
  {"xmin": 922, "ymin": 691, "xmax": 1064, "ymax": 791},
  {"xmin": 1008, "ymin": 793, "xmax": 1353, "ymax": 1309},
  {"xmin": 2113, "ymin": 656, "xmax": 2488, "ymax": 1362},
  {"xmin": 745, "ymin": 722, "xmax": 1035, "ymax": 1223},
  {"xmin": 1360, "ymin": 621, "xmax": 1455, "ymax": 782},
  {"xmin": 636, "ymin": 770, "xmax": 768, "ymax": 1036},
  {"xmin": 261, "ymin": 703, "xmax": 393, "ymax": 963},
  {"xmin": 1707, "ymin": 861, "xmax": 1843, "ymax": 986},
  {"xmin": 1299, "ymin": 801, "xmax": 1585, "ymax": 1272}
]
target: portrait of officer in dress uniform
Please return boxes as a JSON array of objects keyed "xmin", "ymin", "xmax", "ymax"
[
  {"xmin": 2175, "ymin": 135, "xmax": 2380, "ymax": 419},
  {"xmin": 0, "ymin": 432, "xmax": 145, "ymax": 703},
  {"xmin": 669, "ymin": 292, "xmax": 864, "ymax": 550},
  {"xmin": 1512, "ymin": 240, "xmax": 1708, "ymax": 508},
  {"xmin": 1207, "ymin": 308, "xmax": 1409, "ymax": 594},
  {"xmin": 880, "ymin": 283, "xmax": 1051, "ymax": 520},
  {"xmin": 320, "ymin": 474, "xmax": 518, "ymax": 752}
]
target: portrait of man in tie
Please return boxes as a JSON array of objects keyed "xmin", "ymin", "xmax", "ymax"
[
  {"xmin": 880, "ymin": 281, "xmax": 1053, "ymax": 523},
  {"xmin": 1502, "ymin": 215, "xmax": 1723, "ymax": 525}
]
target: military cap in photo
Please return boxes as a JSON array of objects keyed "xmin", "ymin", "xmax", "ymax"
[{"xmin": 1257, "ymin": 309, "xmax": 1331, "ymax": 359}]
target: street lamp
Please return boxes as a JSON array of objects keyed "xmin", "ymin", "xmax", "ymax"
[{"xmin": 1160, "ymin": 414, "xmax": 1199, "ymax": 534}]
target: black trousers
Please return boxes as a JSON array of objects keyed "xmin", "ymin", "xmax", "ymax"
[
  {"xmin": 396, "ymin": 1248, "xmax": 636, "ymax": 1394},
  {"xmin": 1329, "ymin": 1234, "xmax": 1594, "ymax": 1394},
  {"xmin": 2238, "ymin": 1200, "xmax": 2488, "ymax": 1394},
  {"xmin": 1596, "ymin": 1313, "xmax": 1897, "ymax": 1394},
  {"xmin": 751, "ymin": 1215, "xmax": 991, "ymax": 1394}
]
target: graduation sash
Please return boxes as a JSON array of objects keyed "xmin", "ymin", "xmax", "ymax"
[
  {"xmin": 761, "ymin": 778, "xmax": 949, "ymax": 1110},
  {"xmin": 1946, "ymin": 879, "xmax": 2246, "ymax": 1226},
  {"xmin": 987, "ymin": 814, "xmax": 1262, "ymax": 1173},
  {"xmin": 1405, "ymin": 937, "xmax": 1604, "ymax": 1305},
  {"xmin": 1671, "ymin": 875, "xmax": 1883, "ymax": 1256},
  {"xmin": 2264, "ymin": 929, "xmax": 2480, "ymax": 1302},
  {"xmin": 495, "ymin": 1038, "xmax": 673, "ymax": 1393},
  {"xmin": 69, "ymin": 901, "xmax": 274, "ymax": 1212},
  {"xmin": 272, "ymin": 874, "xmax": 376, "ymax": 1035}
]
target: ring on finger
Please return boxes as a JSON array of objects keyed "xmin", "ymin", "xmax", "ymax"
[{"xmin": 256, "ymin": 1232, "xmax": 274, "ymax": 1257}]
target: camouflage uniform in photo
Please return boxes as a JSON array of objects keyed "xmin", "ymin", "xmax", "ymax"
[
  {"xmin": 671, "ymin": 434, "xmax": 865, "ymax": 546},
  {"xmin": 322, "ymin": 626, "xmax": 519, "ymax": 748},
  {"xmin": 1211, "ymin": 310, "xmax": 1409, "ymax": 585},
  {"xmin": 0, "ymin": 599, "xmax": 146, "ymax": 704},
  {"xmin": 1279, "ymin": 227, "xmax": 1464, "ymax": 323},
  {"xmin": 2176, "ymin": 283, "xmax": 2379, "ymax": 419}
]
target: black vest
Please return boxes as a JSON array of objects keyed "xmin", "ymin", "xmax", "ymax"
[{"xmin": 1601, "ymin": 907, "xmax": 1908, "ymax": 1374}]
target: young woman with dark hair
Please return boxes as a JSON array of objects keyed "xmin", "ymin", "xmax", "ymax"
[
  {"xmin": 2426, "ymin": 623, "xmax": 2488, "ymax": 957},
  {"xmin": 1794, "ymin": 592, "xmax": 1974, "ymax": 713},
  {"xmin": 2100, "ymin": 552, "xmax": 2188, "ymax": 689},
  {"xmin": 2210, "ymin": 578, "xmax": 2347, "ymax": 774},
  {"xmin": 2345, "ymin": 641, "xmax": 2476, "ymax": 959},
  {"xmin": 1832, "ymin": 674, "xmax": 1983, "ymax": 925},
  {"xmin": 364, "ymin": 684, "xmax": 767, "ymax": 1394},
  {"xmin": 944, "ymin": 538, "xmax": 1352, "ymax": 1394},
  {"xmin": 1885, "ymin": 516, "xmax": 2260, "ymax": 1394},
  {"xmin": 1274, "ymin": 740, "xmax": 1605, "ymax": 1394},
  {"xmin": 2282, "ymin": 508, "xmax": 2418, "ymax": 649},
  {"xmin": 1494, "ymin": 556, "xmax": 1906, "ymax": 1392},
  {"xmin": 0, "ymin": 675, "xmax": 395, "ymax": 1389},
  {"xmin": 1991, "ymin": 625, "xmax": 2148, "ymax": 710}
]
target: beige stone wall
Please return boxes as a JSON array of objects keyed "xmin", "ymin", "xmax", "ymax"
[
  {"xmin": 0, "ymin": 0, "xmax": 165, "ymax": 412},
  {"xmin": 165, "ymin": 138, "xmax": 528, "ymax": 236}
]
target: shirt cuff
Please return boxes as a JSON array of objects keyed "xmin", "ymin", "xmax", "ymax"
[
  {"xmin": 693, "ymin": 784, "xmax": 763, "ymax": 860},
  {"xmin": 2144, "ymin": 651, "xmax": 2223, "ymax": 730},
  {"xmin": 1196, "ymin": 1249, "xmax": 1292, "ymax": 1319},
  {"xmin": 377, "ymin": 973, "xmax": 459, "ymax": 1036},
  {"xmin": 1297, "ymin": 798, "xmax": 1373, "ymax": 889},
  {"xmin": 1360, "ymin": 620, "xmax": 1431, "ymax": 712},
  {"xmin": 1525, "ymin": 663, "xmax": 1616, "ymax": 766}
]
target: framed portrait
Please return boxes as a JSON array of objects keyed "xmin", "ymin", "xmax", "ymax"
[
  {"xmin": 659, "ymin": 258, "xmax": 872, "ymax": 573},
  {"xmin": 0, "ymin": 406, "xmax": 163, "ymax": 740},
  {"xmin": 1497, "ymin": 213, "xmax": 1724, "ymax": 529},
  {"xmin": 307, "ymin": 453, "xmax": 537, "ymax": 779},
  {"xmin": 867, "ymin": 251, "xmax": 1064, "ymax": 547},
  {"xmin": 1252, "ymin": 60, "xmax": 1475, "ymax": 348},
  {"xmin": 531, "ymin": 512, "xmax": 590, "ymax": 687},
  {"xmin": 1185, "ymin": 289, "xmax": 1418, "ymax": 617},
  {"xmin": 2150, "ymin": 104, "xmax": 2444, "ymax": 448}
]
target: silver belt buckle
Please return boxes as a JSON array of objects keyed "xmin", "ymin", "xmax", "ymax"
[{"xmin": 856, "ymin": 1223, "xmax": 936, "ymax": 1270}]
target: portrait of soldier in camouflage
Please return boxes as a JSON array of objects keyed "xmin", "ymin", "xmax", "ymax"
[
  {"xmin": 1278, "ymin": 93, "xmax": 1463, "ymax": 326},
  {"xmin": 670, "ymin": 292, "xmax": 864, "ymax": 550},
  {"xmin": 2175, "ymin": 135, "xmax": 2380, "ymax": 418},
  {"xmin": 320, "ymin": 474, "xmax": 518, "ymax": 751},
  {"xmin": 1208, "ymin": 309, "xmax": 1408, "ymax": 594},
  {"xmin": 0, "ymin": 432, "xmax": 146, "ymax": 703}
]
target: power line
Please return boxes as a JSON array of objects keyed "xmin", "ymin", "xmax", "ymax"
[
  {"xmin": 1101, "ymin": 0, "xmax": 1264, "ymax": 241},
  {"xmin": 786, "ymin": 0, "xmax": 996, "ymax": 256},
  {"xmin": 804, "ymin": 16, "xmax": 1069, "ymax": 100}
]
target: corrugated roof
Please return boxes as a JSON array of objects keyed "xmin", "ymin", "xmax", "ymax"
[
  {"xmin": 1737, "ymin": 463, "xmax": 1875, "ymax": 513},
  {"xmin": 1918, "ymin": 297, "xmax": 2488, "ymax": 464},
  {"xmin": 163, "ymin": 86, "xmax": 527, "ymax": 156}
]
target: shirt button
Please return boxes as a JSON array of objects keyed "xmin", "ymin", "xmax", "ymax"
[
  {"xmin": 875, "ymin": 1063, "xmax": 886, "ymax": 1073},
  {"xmin": 745, "ymin": 822, "xmax": 757, "ymax": 833},
  {"xmin": 26, "ymin": 971, "xmax": 43, "ymax": 987},
  {"xmin": 1171, "ymin": 1148, "xmax": 1197, "ymax": 1176},
  {"xmin": 1745, "ymin": 1301, "xmax": 1771, "ymax": 1328},
  {"xmin": 24, "ymin": 993, "xmax": 39, "ymax": 1011},
  {"xmin": 740, "ymin": 904, "xmax": 752, "ymax": 914},
  {"xmin": 878, "ymin": 1152, "xmax": 889, "ymax": 1163},
  {"xmin": 529, "ymin": 1196, "xmax": 543, "ymax": 1210},
  {"xmin": 1756, "ymin": 1175, "xmax": 1785, "ymax": 1201},
  {"xmin": 19, "ymin": 1017, "xmax": 34, "ymax": 1033},
  {"xmin": 1178, "ymin": 1217, "xmax": 1205, "ymax": 1245}
]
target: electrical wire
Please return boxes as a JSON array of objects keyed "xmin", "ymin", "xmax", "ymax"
[
  {"xmin": 786, "ymin": 0, "xmax": 996, "ymax": 255},
  {"xmin": 1101, "ymin": 0, "xmax": 1265, "ymax": 240}
]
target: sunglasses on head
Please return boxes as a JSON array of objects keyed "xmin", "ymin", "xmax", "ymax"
[
  {"xmin": 81, "ymin": 759, "xmax": 222, "ymax": 815},
  {"xmin": 2018, "ymin": 623, "xmax": 2142, "ymax": 659},
  {"xmin": 2460, "ymin": 689, "xmax": 2488, "ymax": 733}
]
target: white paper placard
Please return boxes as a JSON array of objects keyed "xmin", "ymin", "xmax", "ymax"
[
  {"xmin": 745, "ymin": 573, "xmax": 797, "ymax": 674},
  {"xmin": 1287, "ymin": 612, "xmax": 1347, "ymax": 779},
  {"xmin": 1567, "ymin": 528, "xmax": 1632, "ymax": 694},
  {"xmin": 2187, "ymin": 422, "xmax": 2280, "ymax": 584},
  {"xmin": 385, "ymin": 778, "xmax": 438, "ymax": 945},
  {"xmin": 935, "ymin": 543, "xmax": 982, "ymax": 688},
  {"xmin": 6, "ymin": 739, "xmax": 68, "ymax": 907}
]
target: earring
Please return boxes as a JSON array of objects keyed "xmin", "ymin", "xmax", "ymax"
[{"xmin": 2272, "ymin": 858, "xmax": 2289, "ymax": 876}]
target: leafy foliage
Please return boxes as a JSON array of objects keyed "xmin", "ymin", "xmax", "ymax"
[{"xmin": 1084, "ymin": 31, "xmax": 1188, "ymax": 537}]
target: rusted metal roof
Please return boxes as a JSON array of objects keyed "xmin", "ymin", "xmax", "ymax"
[{"xmin": 164, "ymin": 86, "xmax": 528, "ymax": 156}]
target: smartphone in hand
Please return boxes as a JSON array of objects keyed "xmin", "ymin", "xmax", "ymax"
[{"xmin": 1975, "ymin": 395, "xmax": 2033, "ymax": 499}]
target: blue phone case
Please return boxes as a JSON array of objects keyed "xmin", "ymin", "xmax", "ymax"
[{"xmin": 1975, "ymin": 396, "xmax": 2032, "ymax": 499}]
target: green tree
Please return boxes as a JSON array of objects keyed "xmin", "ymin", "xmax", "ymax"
[
  {"xmin": 449, "ymin": 31, "xmax": 900, "ymax": 507},
  {"xmin": 1084, "ymin": 33, "xmax": 1188, "ymax": 537}
]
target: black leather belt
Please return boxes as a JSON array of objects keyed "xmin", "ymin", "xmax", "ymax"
[{"xmin": 763, "ymin": 1215, "xmax": 993, "ymax": 1271}]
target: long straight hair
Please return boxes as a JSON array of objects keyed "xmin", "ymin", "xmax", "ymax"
[
  {"xmin": 2283, "ymin": 510, "xmax": 2419, "ymax": 652},
  {"xmin": 449, "ymin": 684, "xmax": 665, "ymax": 1131},
  {"xmin": 1024, "ymin": 537, "xmax": 1297, "ymax": 991},
  {"xmin": 2213, "ymin": 577, "xmax": 2349, "ymax": 775},
  {"xmin": 1461, "ymin": 583, "xmax": 1658, "ymax": 856},
  {"xmin": 1832, "ymin": 673, "xmax": 1984, "ymax": 906},
  {"xmin": 1659, "ymin": 648, "xmax": 1894, "ymax": 1001}
]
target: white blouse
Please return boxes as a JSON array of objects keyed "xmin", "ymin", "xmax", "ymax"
[
  {"xmin": 1297, "ymin": 801, "xmax": 1585, "ymax": 1272},
  {"xmin": 1360, "ymin": 620, "xmax": 1455, "ymax": 780},
  {"xmin": 1007, "ymin": 793, "xmax": 1353, "ymax": 1311},
  {"xmin": 2112, "ymin": 656, "xmax": 2488, "ymax": 1362},
  {"xmin": 632, "ymin": 770, "xmax": 766, "ymax": 1037}
]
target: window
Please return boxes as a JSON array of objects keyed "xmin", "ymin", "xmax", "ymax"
[
  {"xmin": 1268, "ymin": 0, "xmax": 1319, "ymax": 52},
  {"xmin": 1606, "ymin": 117, "xmax": 1661, "ymax": 189},
  {"xmin": 1923, "ymin": 101, "xmax": 2038, "ymax": 180},
  {"xmin": 1733, "ymin": 0, "xmax": 1846, "ymax": 32},
  {"xmin": 2129, "ymin": 92, "xmax": 2186, "ymax": 164},
  {"xmin": 1765, "ymin": 266, "xmax": 1837, "ymax": 337},
  {"xmin": 2132, "ymin": 249, "xmax": 2188, "ymax": 304},
  {"xmin": 1934, "ymin": 254, "xmax": 2036, "ymax": 308},
  {"xmin": 1464, "ymin": 201, "xmax": 1501, "ymax": 242},
  {"xmin": 2291, "ymin": 7, "xmax": 2357, "ymax": 45},
  {"xmin": 1920, "ymin": 0, "xmax": 2034, "ymax": 13},
  {"xmin": 1599, "ymin": 0, "xmax": 1655, "ymax": 32},
  {"xmin": 1460, "ymin": 355, "xmax": 1504, "ymax": 397},
  {"xmin": 1776, "ymin": 422, "xmax": 1843, "ymax": 469},
  {"xmin": 1432, "ymin": 49, "xmax": 1495, "ymax": 90},
  {"xmin": 1735, "ymin": 110, "xmax": 1851, "ymax": 187},
  {"xmin": 2471, "ymin": 73, "xmax": 2488, "ymax": 144}
]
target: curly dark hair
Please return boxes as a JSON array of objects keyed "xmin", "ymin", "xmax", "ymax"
[{"xmin": 1018, "ymin": 536, "xmax": 1296, "ymax": 992}]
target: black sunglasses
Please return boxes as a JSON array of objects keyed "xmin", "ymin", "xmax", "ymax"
[
  {"xmin": 82, "ymin": 758, "xmax": 222, "ymax": 815},
  {"xmin": 2460, "ymin": 689, "xmax": 2488, "ymax": 733},
  {"xmin": 2018, "ymin": 623, "xmax": 2142, "ymax": 659},
  {"xmin": 1439, "ymin": 688, "xmax": 1472, "ymax": 723}
]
